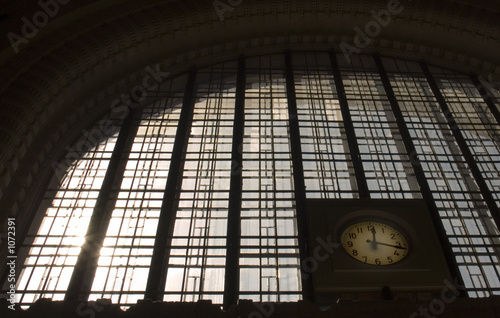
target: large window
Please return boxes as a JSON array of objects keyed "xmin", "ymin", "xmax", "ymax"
[
  {"xmin": 13, "ymin": 116, "xmax": 121, "ymax": 305},
  {"xmin": 6, "ymin": 52, "xmax": 500, "ymax": 308}
]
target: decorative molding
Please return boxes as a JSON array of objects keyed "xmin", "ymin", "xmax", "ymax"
[{"xmin": 0, "ymin": 0, "xmax": 499, "ymax": 219}]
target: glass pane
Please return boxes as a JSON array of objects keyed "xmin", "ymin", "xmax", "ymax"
[
  {"xmin": 387, "ymin": 58, "xmax": 500, "ymax": 297},
  {"xmin": 240, "ymin": 55, "xmax": 301, "ymax": 302},
  {"xmin": 340, "ymin": 55, "xmax": 421, "ymax": 199},
  {"xmin": 89, "ymin": 78, "xmax": 184, "ymax": 305},
  {"xmin": 164, "ymin": 61, "xmax": 236, "ymax": 305},
  {"xmin": 14, "ymin": 116, "xmax": 120, "ymax": 306},
  {"xmin": 294, "ymin": 52, "xmax": 357, "ymax": 199}
]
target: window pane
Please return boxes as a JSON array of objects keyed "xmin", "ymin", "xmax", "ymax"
[{"xmin": 15, "ymin": 116, "xmax": 120, "ymax": 307}]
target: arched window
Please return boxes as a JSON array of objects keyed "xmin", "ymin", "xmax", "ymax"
[{"xmin": 8, "ymin": 52, "xmax": 500, "ymax": 309}]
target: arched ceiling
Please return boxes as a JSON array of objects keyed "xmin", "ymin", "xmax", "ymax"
[{"xmin": 0, "ymin": 0, "xmax": 499, "ymax": 219}]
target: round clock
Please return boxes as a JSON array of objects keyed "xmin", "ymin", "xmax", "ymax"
[{"xmin": 340, "ymin": 221, "xmax": 409, "ymax": 265}]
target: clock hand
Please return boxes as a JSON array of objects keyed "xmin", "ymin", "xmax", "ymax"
[
  {"xmin": 370, "ymin": 227, "xmax": 378, "ymax": 249},
  {"xmin": 366, "ymin": 239, "xmax": 407, "ymax": 250}
]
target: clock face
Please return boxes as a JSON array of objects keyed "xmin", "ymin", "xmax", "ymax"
[{"xmin": 340, "ymin": 221, "xmax": 409, "ymax": 265}]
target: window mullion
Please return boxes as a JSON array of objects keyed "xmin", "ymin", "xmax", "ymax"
[
  {"xmin": 471, "ymin": 76, "xmax": 500, "ymax": 132},
  {"xmin": 145, "ymin": 69, "xmax": 197, "ymax": 301},
  {"xmin": 223, "ymin": 56, "xmax": 246, "ymax": 310},
  {"xmin": 284, "ymin": 51, "xmax": 313, "ymax": 302},
  {"xmin": 329, "ymin": 52, "xmax": 370, "ymax": 199},
  {"xmin": 374, "ymin": 56, "xmax": 466, "ymax": 294},
  {"xmin": 421, "ymin": 63, "xmax": 500, "ymax": 233},
  {"xmin": 65, "ymin": 104, "xmax": 145, "ymax": 303}
]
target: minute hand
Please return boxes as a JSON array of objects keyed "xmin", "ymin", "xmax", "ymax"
[{"xmin": 366, "ymin": 239, "xmax": 407, "ymax": 250}]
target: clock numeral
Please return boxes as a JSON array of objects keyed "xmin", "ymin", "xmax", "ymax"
[{"xmin": 341, "ymin": 221, "xmax": 409, "ymax": 266}]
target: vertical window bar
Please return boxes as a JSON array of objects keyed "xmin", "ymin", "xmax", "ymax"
[
  {"xmin": 375, "ymin": 56, "xmax": 466, "ymax": 293},
  {"xmin": 329, "ymin": 52, "xmax": 370, "ymax": 198},
  {"xmin": 471, "ymin": 76, "xmax": 500, "ymax": 131},
  {"xmin": 467, "ymin": 76, "xmax": 500, "ymax": 211},
  {"xmin": 164, "ymin": 64, "xmax": 234, "ymax": 304},
  {"xmin": 422, "ymin": 64, "xmax": 500, "ymax": 231},
  {"xmin": 284, "ymin": 51, "xmax": 314, "ymax": 302},
  {"xmin": 223, "ymin": 56, "xmax": 246, "ymax": 309},
  {"xmin": 385, "ymin": 58, "xmax": 499, "ymax": 296},
  {"xmin": 240, "ymin": 55, "xmax": 300, "ymax": 302},
  {"xmin": 293, "ymin": 52, "xmax": 357, "ymax": 199},
  {"xmin": 88, "ymin": 80, "xmax": 183, "ymax": 306},
  {"xmin": 145, "ymin": 70, "xmax": 197, "ymax": 301},
  {"xmin": 11, "ymin": 115, "xmax": 121, "ymax": 307},
  {"xmin": 65, "ymin": 105, "xmax": 145, "ymax": 302},
  {"xmin": 337, "ymin": 55, "xmax": 419, "ymax": 199}
]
